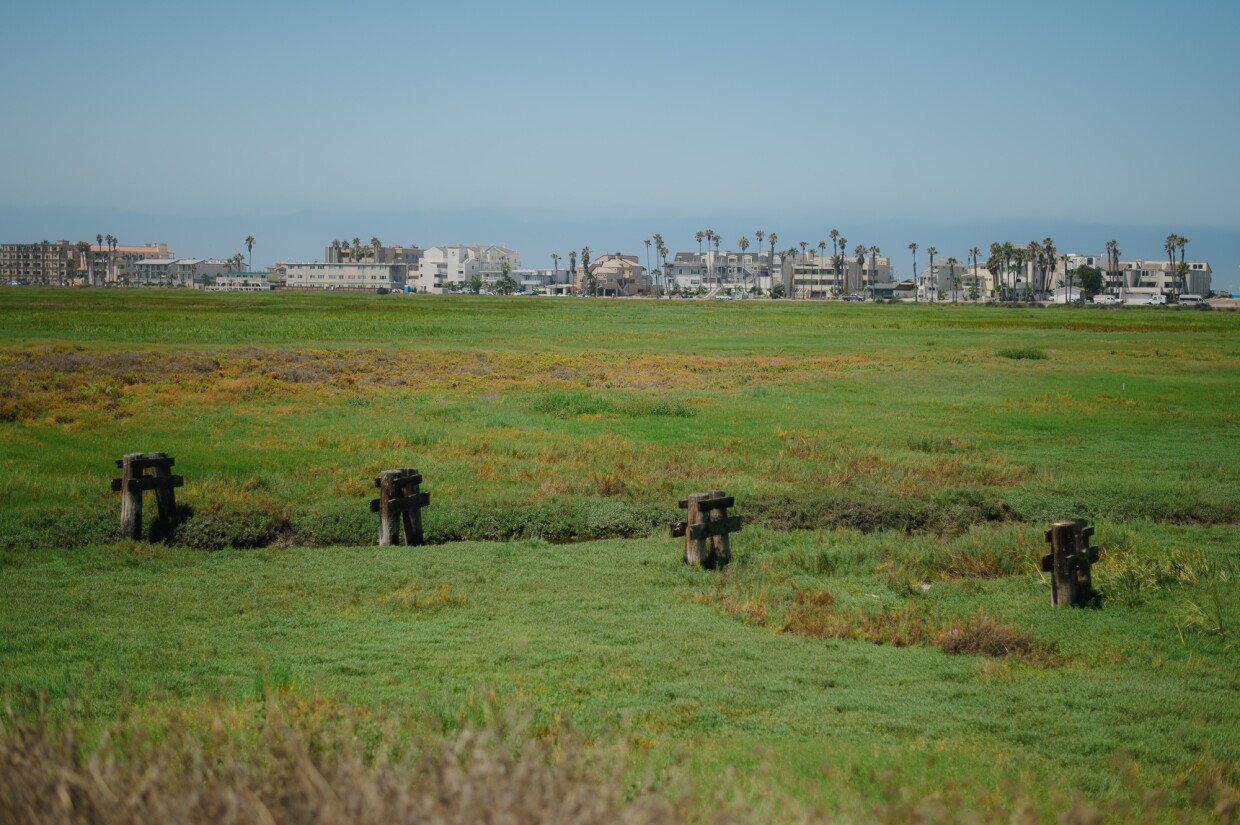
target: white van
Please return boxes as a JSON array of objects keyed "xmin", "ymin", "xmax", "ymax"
[
  {"xmin": 1179, "ymin": 294, "xmax": 1208, "ymax": 307},
  {"xmin": 1093, "ymin": 295, "xmax": 1121, "ymax": 306},
  {"xmin": 1146, "ymin": 294, "xmax": 1167, "ymax": 306}
]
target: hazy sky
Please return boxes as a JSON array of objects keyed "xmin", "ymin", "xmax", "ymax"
[{"xmin": 3, "ymin": 0, "xmax": 1239, "ymax": 287}]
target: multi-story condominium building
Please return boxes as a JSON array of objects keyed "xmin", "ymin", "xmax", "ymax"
[
  {"xmin": 90, "ymin": 242, "xmax": 173, "ymax": 285},
  {"xmin": 283, "ymin": 262, "xmax": 409, "ymax": 290},
  {"xmin": 415, "ymin": 245, "xmax": 519, "ymax": 293},
  {"xmin": 576, "ymin": 254, "xmax": 650, "ymax": 296},
  {"xmin": 511, "ymin": 268, "xmax": 574, "ymax": 294},
  {"xmin": 132, "ymin": 258, "xmax": 232, "ymax": 287},
  {"xmin": 1104, "ymin": 259, "xmax": 1212, "ymax": 300},
  {"xmin": 789, "ymin": 253, "xmax": 893, "ymax": 299},
  {"xmin": 917, "ymin": 257, "xmax": 976, "ymax": 301},
  {"xmin": 325, "ymin": 242, "xmax": 422, "ymax": 266},
  {"xmin": 666, "ymin": 250, "xmax": 784, "ymax": 291},
  {"xmin": 203, "ymin": 275, "xmax": 273, "ymax": 292},
  {"xmin": 1, "ymin": 240, "xmax": 87, "ymax": 286}
]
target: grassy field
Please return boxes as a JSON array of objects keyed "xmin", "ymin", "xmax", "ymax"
[{"xmin": 2, "ymin": 289, "xmax": 1238, "ymax": 821}]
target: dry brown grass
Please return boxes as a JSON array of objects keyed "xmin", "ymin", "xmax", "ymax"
[
  {"xmin": 0, "ymin": 697, "xmax": 700, "ymax": 825},
  {"xmin": 0, "ymin": 346, "xmax": 892, "ymax": 423},
  {"xmin": 695, "ymin": 584, "xmax": 1058, "ymax": 665}
]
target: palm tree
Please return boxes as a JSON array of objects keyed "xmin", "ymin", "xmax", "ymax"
[
  {"xmin": 568, "ymin": 250, "xmax": 577, "ymax": 291},
  {"xmin": 946, "ymin": 257, "xmax": 960, "ymax": 303},
  {"xmin": 94, "ymin": 234, "xmax": 104, "ymax": 285},
  {"xmin": 652, "ymin": 234, "xmax": 664, "ymax": 287},
  {"xmin": 869, "ymin": 246, "xmax": 880, "ymax": 290},
  {"xmin": 644, "ymin": 238, "xmax": 652, "ymax": 285},
  {"xmin": 105, "ymin": 234, "xmax": 117, "ymax": 285},
  {"xmin": 1165, "ymin": 233, "xmax": 1189, "ymax": 297},
  {"xmin": 1012, "ymin": 247, "xmax": 1028, "ymax": 300},
  {"xmin": 712, "ymin": 234, "xmax": 722, "ymax": 285},
  {"xmin": 926, "ymin": 247, "xmax": 937, "ymax": 301},
  {"xmin": 694, "ymin": 231, "xmax": 705, "ymax": 288},
  {"xmin": 1105, "ymin": 239, "xmax": 1120, "ymax": 297},
  {"xmin": 581, "ymin": 247, "xmax": 593, "ymax": 296},
  {"xmin": 969, "ymin": 247, "xmax": 981, "ymax": 301},
  {"xmin": 738, "ymin": 236, "xmax": 750, "ymax": 291},
  {"xmin": 1023, "ymin": 241, "xmax": 1040, "ymax": 301},
  {"xmin": 245, "ymin": 236, "xmax": 256, "ymax": 271},
  {"xmin": 996, "ymin": 241, "xmax": 1006, "ymax": 298},
  {"xmin": 907, "ymin": 242, "xmax": 919, "ymax": 300},
  {"xmin": 1176, "ymin": 235, "xmax": 1189, "ymax": 295},
  {"xmin": 1038, "ymin": 237, "xmax": 1055, "ymax": 298},
  {"xmin": 705, "ymin": 230, "xmax": 716, "ymax": 287}
]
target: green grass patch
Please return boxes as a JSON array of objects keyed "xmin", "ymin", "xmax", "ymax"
[
  {"xmin": 2, "ymin": 289, "xmax": 1239, "ymax": 820},
  {"xmin": 995, "ymin": 346, "xmax": 1048, "ymax": 360}
]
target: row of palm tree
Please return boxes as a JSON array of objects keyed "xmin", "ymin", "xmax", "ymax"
[
  {"xmin": 329, "ymin": 236, "xmax": 383, "ymax": 264},
  {"xmin": 549, "ymin": 228, "xmax": 1193, "ymax": 301},
  {"xmin": 1164, "ymin": 234, "xmax": 1190, "ymax": 295},
  {"xmin": 91, "ymin": 234, "xmax": 119, "ymax": 285}
]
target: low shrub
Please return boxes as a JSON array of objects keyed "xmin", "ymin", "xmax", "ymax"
[
  {"xmin": 934, "ymin": 608, "xmax": 1056, "ymax": 661},
  {"xmin": 174, "ymin": 500, "xmax": 292, "ymax": 549},
  {"xmin": 996, "ymin": 347, "xmax": 1048, "ymax": 360},
  {"xmin": 532, "ymin": 391, "xmax": 695, "ymax": 419}
]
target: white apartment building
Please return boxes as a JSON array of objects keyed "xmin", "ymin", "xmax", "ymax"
[
  {"xmin": 666, "ymin": 250, "xmax": 785, "ymax": 291},
  {"xmin": 1105, "ymin": 260, "xmax": 1212, "ymax": 301},
  {"xmin": 283, "ymin": 262, "xmax": 409, "ymax": 290},
  {"xmin": 132, "ymin": 258, "xmax": 231, "ymax": 287},
  {"xmin": 416, "ymin": 245, "xmax": 519, "ymax": 293},
  {"xmin": 788, "ymin": 253, "xmax": 893, "ymax": 299},
  {"xmin": 511, "ymin": 268, "xmax": 574, "ymax": 294}
]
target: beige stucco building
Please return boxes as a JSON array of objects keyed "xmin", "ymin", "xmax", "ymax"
[{"xmin": 577, "ymin": 254, "xmax": 651, "ymax": 296}]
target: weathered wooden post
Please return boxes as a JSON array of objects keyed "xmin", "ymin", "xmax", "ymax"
[
  {"xmin": 377, "ymin": 469, "xmax": 402, "ymax": 547},
  {"xmin": 672, "ymin": 491, "xmax": 743, "ymax": 569},
  {"xmin": 684, "ymin": 492, "xmax": 708, "ymax": 566},
  {"xmin": 1042, "ymin": 519, "xmax": 1100, "ymax": 607},
  {"xmin": 400, "ymin": 468, "xmax": 425, "ymax": 547},
  {"xmin": 118, "ymin": 452, "xmax": 144, "ymax": 540},
  {"xmin": 111, "ymin": 452, "xmax": 185, "ymax": 541},
  {"xmin": 370, "ymin": 468, "xmax": 431, "ymax": 546},
  {"xmin": 705, "ymin": 488, "xmax": 732, "ymax": 568},
  {"xmin": 148, "ymin": 451, "xmax": 178, "ymax": 521}
]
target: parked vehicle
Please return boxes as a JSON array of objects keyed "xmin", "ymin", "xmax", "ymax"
[
  {"xmin": 1093, "ymin": 295, "xmax": 1122, "ymax": 306},
  {"xmin": 1179, "ymin": 294, "xmax": 1207, "ymax": 307},
  {"xmin": 842, "ymin": 293, "xmax": 865, "ymax": 302},
  {"xmin": 1146, "ymin": 294, "xmax": 1167, "ymax": 305}
]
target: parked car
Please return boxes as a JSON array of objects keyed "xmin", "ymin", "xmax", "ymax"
[
  {"xmin": 842, "ymin": 293, "xmax": 865, "ymax": 302},
  {"xmin": 1179, "ymin": 294, "xmax": 1208, "ymax": 307},
  {"xmin": 1146, "ymin": 294, "xmax": 1167, "ymax": 306},
  {"xmin": 1093, "ymin": 295, "xmax": 1122, "ymax": 306}
]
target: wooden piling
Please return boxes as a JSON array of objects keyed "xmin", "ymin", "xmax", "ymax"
[
  {"xmin": 684, "ymin": 492, "xmax": 708, "ymax": 566},
  {"xmin": 119, "ymin": 452, "xmax": 144, "ymax": 540},
  {"xmin": 377, "ymin": 469, "xmax": 402, "ymax": 547},
  {"xmin": 705, "ymin": 488, "xmax": 731, "ymax": 569},
  {"xmin": 401, "ymin": 467, "xmax": 424, "ymax": 547},
  {"xmin": 148, "ymin": 451, "xmax": 178, "ymax": 520},
  {"xmin": 1048, "ymin": 520, "xmax": 1079, "ymax": 607}
]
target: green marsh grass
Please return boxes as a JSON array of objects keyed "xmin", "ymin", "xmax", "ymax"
[{"xmin": 1, "ymin": 289, "xmax": 1238, "ymax": 820}]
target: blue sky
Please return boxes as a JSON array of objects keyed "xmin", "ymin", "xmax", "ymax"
[{"xmin": 2, "ymin": 0, "xmax": 1239, "ymax": 289}]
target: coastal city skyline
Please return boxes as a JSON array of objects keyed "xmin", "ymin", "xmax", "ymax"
[{"xmin": 3, "ymin": 1, "xmax": 1238, "ymax": 290}]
